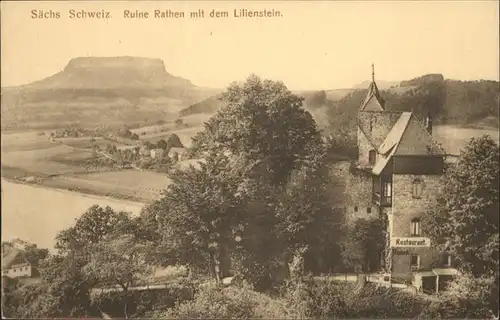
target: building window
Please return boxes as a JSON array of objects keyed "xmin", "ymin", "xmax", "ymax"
[
  {"xmin": 410, "ymin": 255, "xmax": 420, "ymax": 270},
  {"xmin": 354, "ymin": 206, "xmax": 358, "ymax": 212},
  {"xmin": 367, "ymin": 207, "xmax": 372, "ymax": 214},
  {"xmin": 443, "ymin": 253, "xmax": 452, "ymax": 267},
  {"xmin": 412, "ymin": 179, "xmax": 423, "ymax": 199},
  {"xmin": 369, "ymin": 150, "xmax": 377, "ymax": 165},
  {"xmin": 411, "ymin": 219, "xmax": 421, "ymax": 236},
  {"xmin": 382, "ymin": 181, "xmax": 392, "ymax": 198}
]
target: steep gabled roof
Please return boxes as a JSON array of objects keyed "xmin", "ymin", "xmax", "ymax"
[
  {"xmin": 372, "ymin": 112, "xmax": 445, "ymax": 175},
  {"xmin": 360, "ymin": 81, "xmax": 385, "ymax": 111},
  {"xmin": 394, "ymin": 114, "xmax": 445, "ymax": 156},
  {"xmin": 378, "ymin": 112, "xmax": 412, "ymax": 155}
]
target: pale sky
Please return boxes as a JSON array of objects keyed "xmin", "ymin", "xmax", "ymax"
[{"xmin": 1, "ymin": 1, "xmax": 498, "ymax": 90}]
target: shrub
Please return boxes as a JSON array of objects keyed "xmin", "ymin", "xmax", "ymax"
[
  {"xmin": 154, "ymin": 282, "xmax": 288, "ymax": 319},
  {"xmin": 347, "ymin": 285, "xmax": 429, "ymax": 318},
  {"xmin": 281, "ymin": 276, "xmax": 353, "ymax": 319},
  {"xmin": 420, "ymin": 274, "xmax": 498, "ymax": 319},
  {"xmin": 93, "ymin": 278, "xmax": 196, "ymax": 318}
]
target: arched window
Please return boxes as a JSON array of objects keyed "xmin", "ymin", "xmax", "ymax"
[
  {"xmin": 412, "ymin": 179, "xmax": 423, "ymax": 199},
  {"xmin": 411, "ymin": 218, "xmax": 421, "ymax": 236},
  {"xmin": 368, "ymin": 150, "xmax": 377, "ymax": 165}
]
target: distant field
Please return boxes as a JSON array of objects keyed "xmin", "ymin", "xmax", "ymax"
[
  {"xmin": 2, "ymin": 144, "xmax": 92, "ymax": 177},
  {"xmin": 130, "ymin": 123, "xmax": 176, "ymax": 135},
  {"xmin": 1, "ymin": 131, "xmax": 54, "ymax": 152},
  {"xmin": 49, "ymin": 170, "xmax": 172, "ymax": 202},
  {"xmin": 179, "ymin": 113, "xmax": 213, "ymax": 127},
  {"xmin": 134, "ymin": 125, "xmax": 203, "ymax": 147},
  {"xmin": 168, "ymin": 126, "xmax": 203, "ymax": 147},
  {"xmin": 433, "ymin": 125, "xmax": 499, "ymax": 155},
  {"xmin": 58, "ymin": 137, "xmax": 116, "ymax": 149}
]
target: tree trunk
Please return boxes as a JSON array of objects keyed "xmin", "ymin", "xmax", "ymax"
[
  {"xmin": 124, "ymin": 296, "xmax": 129, "ymax": 319},
  {"xmin": 121, "ymin": 288, "xmax": 129, "ymax": 319},
  {"xmin": 208, "ymin": 254, "xmax": 219, "ymax": 283}
]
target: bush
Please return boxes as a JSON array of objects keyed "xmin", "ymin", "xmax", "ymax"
[
  {"xmin": 283, "ymin": 278, "xmax": 352, "ymax": 319},
  {"xmin": 94, "ymin": 278, "xmax": 196, "ymax": 318},
  {"xmin": 420, "ymin": 274, "xmax": 498, "ymax": 319},
  {"xmin": 348, "ymin": 285, "xmax": 428, "ymax": 318},
  {"xmin": 154, "ymin": 282, "xmax": 288, "ymax": 319},
  {"xmin": 281, "ymin": 278, "xmax": 430, "ymax": 319}
]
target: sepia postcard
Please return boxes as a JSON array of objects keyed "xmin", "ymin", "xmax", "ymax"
[{"xmin": 1, "ymin": 1, "xmax": 499, "ymax": 318}]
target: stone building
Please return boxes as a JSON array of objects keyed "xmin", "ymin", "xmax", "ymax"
[{"xmin": 337, "ymin": 66, "xmax": 459, "ymax": 293}]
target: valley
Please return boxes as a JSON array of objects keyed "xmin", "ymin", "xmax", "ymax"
[{"xmin": 1, "ymin": 56, "xmax": 498, "ymax": 222}]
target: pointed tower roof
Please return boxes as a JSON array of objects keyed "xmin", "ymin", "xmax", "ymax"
[{"xmin": 360, "ymin": 63, "xmax": 385, "ymax": 111}]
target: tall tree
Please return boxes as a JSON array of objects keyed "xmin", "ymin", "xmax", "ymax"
[
  {"xmin": 423, "ymin": 135, "xmax": 499, "ymax": 276},
  {"xmin": 147, "ymin": 76, "xmax": 340, "ymax": 289},
  {"xmin": 55, "ymin": 205, "xmax": 133, "ymax": 254},
  {"xmin": 145, "ymin": 151, "xmax": 245, "ymax": 281},
  {"xmin": 7, "ymin": 206, "xmax": 139, "ymax": 318},
  {"xmin": 191, "ymin": 74, "xmax": 322, "ymax": 186},
  {"xmin": 84, "ymin": 234, "xmax": 152, "ymax": 318}
]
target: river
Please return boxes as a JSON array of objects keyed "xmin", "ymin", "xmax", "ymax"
[{"xmin": 1, "ymin": 179, "xmax": 144, "ymax": 251}]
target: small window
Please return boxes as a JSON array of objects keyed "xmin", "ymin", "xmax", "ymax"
[
  {"xmin": 354, "ymin": 206, "xmax": 358, "ymax": 212},
  {"xmin": 13, "ymin": 269, "xmax": 16, "ymax": 272},
  {"xmin": 369, "ymin": 150, "xmax": 377, "ymax": 165},
  {"xmin": 411, "ymin": 219, "xmax": 421, "ymax": 236},
  {"xmin": 410, "ymin": 255, "xmax": 420, "ymax": 270},
  {"xmin": 412, "ymin": 179, "xmax": 423, "ymax": 199},
  {"xmin": 443, "ymin": 253, "xmax": 452, "ymax": 267},
  {"xmin": 382, "ymin": 181, "xmax": 392, "ymax": 198},
  {"xmin": 367, "ymin": 207, "xmax": 372, "ymax": 214}
]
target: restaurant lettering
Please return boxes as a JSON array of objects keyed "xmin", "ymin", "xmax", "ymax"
[{"xmin": 390, "ymin": 237, "xmax": 431, "ymax": 248}]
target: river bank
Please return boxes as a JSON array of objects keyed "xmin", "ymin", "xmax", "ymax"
[{"xmin": 1, "ymin": 178, "xmax": 144, "ymax": 251}]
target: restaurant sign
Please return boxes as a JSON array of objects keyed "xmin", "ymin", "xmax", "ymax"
[{"xmin": 390, "ymin": 237, "xmax": 431, "ymax": 248}]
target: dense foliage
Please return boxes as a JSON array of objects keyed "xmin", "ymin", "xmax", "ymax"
[
  {"xmin": 422, "ymin": 135, "xmax": 499, "ymax": 277},
  {"xmin": 143, "ymin": 75, "xmax": 340, "ymax": 291},
  {"xmin": 340, "ymin": 218, "xmax": 385, "ymax": 272},
  {"xmin": 4, "ymin": 75, "xmax": 499, "ymax": 319}
]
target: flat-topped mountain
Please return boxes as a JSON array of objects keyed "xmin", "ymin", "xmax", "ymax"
[
  {"xmin": 22, "ymin": 57, "xmax": 194, "ymax": 90},
  {"xmin": 1, "ymin": 57, "xmax": 220, "ymax": 131}
]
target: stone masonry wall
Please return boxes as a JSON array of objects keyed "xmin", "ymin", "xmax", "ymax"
[
  {"xmin": 357, "ymin": 127, "xmax": 375, "ymax": 167},
  {"xmin": 327, "ymin": 161, "xmax": 378, "ymax": 224},
  {"xmin": 391, "ymin": 174, "xmax": 444, "ymax": 279},
  {"xmin": 357, "ymin": 111, "xmax": 401, "ymax": 149}
]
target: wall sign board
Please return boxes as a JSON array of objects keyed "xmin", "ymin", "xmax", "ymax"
[{"xmin": 390, "ymin": 237, "xmax": 431, "ymax": 247}]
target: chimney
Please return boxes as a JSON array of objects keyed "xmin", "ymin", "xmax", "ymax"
[{"xmin": 425, "ymin": 112, "xmax": 433, "ymax": 135}]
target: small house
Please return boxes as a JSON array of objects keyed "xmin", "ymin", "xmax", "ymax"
[
  {"xmin": 168, "ymin": 147, "xmax": 186, "ymax": 161},
  {"xmin": 150, "ymin": 148, "xmax": 165, "ymax": 159},
  {"xmin": 139, "ymin": 145, "xmax": 151, "ymax": 157},
  {"xmin": 1, "ymin": 244, "xmax": 36, "ymax": 279}
]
